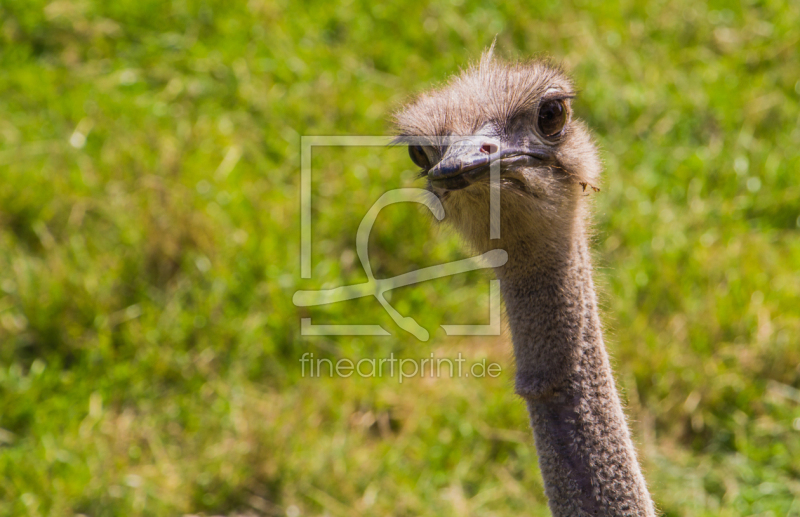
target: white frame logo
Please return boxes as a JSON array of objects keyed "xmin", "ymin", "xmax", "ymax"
[{"xmin": 293, "ymin": 136, "xmax": 506, "ymax": 341}]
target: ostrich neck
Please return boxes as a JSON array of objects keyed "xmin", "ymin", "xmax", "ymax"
[{"xmin": 496, "ymin": 226, "xmax": 655, "ymax": 517}]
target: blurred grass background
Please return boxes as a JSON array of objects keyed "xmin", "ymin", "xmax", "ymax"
[{"xmin": 1, "ymin": 0, "xmax": 799, "ymax": 515}]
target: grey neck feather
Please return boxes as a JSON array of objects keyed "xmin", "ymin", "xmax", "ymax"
[{"xmin": 495, "ymin": 221, "xmax": 656, "ymax": 517}]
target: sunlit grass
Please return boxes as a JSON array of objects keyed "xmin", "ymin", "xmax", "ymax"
[{"xmin": 1, "ymin": 0, "xmax": 799, "ymax": 515}]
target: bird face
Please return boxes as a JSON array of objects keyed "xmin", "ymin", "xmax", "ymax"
[
  {"xmin": 394, "ymin": 51, "xmax": 602, "ymax": 254},
  {"xmin": 406, "ymin": 93, "xmax": 571, "ymax": 195},
  {"xmin": 395, "ymin": 52, "xmax": 601, "ymax": 205}
]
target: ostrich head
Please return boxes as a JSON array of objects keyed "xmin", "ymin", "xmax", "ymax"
[{"xmin": 394, "ymin": 50, "xmax": 602, "ymax": 265}]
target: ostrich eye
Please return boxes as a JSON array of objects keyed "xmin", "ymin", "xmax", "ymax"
[
  {"xmin": 409, "ymin": 145, "xmax": 431, "ymax": 169},
  {"xmin": 537, "ymin": 99, "xmax": 567, "ymax": 138}
]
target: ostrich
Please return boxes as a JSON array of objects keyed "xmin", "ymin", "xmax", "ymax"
[{"xmin": 394, "ymin": 50, "xmax": 656, "ymax": 516}]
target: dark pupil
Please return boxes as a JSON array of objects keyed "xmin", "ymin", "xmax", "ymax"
[
  {"xmin": 538, "ymin": 100, "xmax": 566, "ymax": 137},
  {"xmin": 409, "ymin": 145, "xmax": 430, "ymax": 168}
]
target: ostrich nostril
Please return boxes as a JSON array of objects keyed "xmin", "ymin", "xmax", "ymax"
[{"xmin": 480, "ymin": 142, "xmax": 499, "ymax": 154}]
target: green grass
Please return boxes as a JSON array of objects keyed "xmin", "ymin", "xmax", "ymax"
[{"xmin": 1, "ymin": 0, "xmax": 800, "ymax": 515}]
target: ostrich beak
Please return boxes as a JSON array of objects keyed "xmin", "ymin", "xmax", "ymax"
[{"xmin": 427, "ymin": 139, "xmax": 552, "ymax": 191}]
